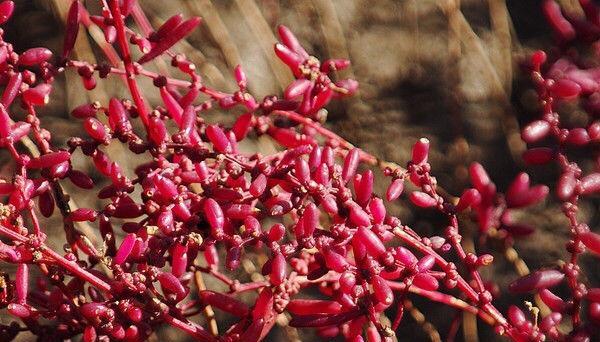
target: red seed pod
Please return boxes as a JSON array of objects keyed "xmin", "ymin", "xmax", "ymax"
[
  {"xmin": 19, "ymin": 48, "xmax": 52, "ymax": 66},
  {"xmin": 277, "ymin": 25, "xmax": 309, "ymax": 58},
  {"xmin": 270, "ymin": 253, "xmax": 286, "ymax": 286},
  {"xmin": 234, "ymin": 64, "xmax": 247, "ymax": 89},
  {"xmin": 151, "ymin": 14, "xmax": 184, "ymax": 42},
  {"xmin": 157, "ymin": 272, "xmax": 187, "ymax": 302},
  {"xmin": 410, "ymin": 191, "xmax": 437, "ymax": 208},
  {"xmin": 386, "ymin": 178, "xmax": 404, "ymax": 202},
  {"xmin": 249, "ymin": 173, "xmax": 267, "ymax": 197},
  {"xmin": 356, "ymin": 170, "xmax": 373, "ymax": 205},
  {"xmin": 171, "ymin": 243, "xmax": 188, "ymax": 278},
  {"xmin": 581, "ymin": 231, "xmax": 600, "ymax": 254},
  {"xmin": 114, "ymin": 233, "xmax": 136, "ymax": 265},
  {"xmin": 108, "ymin": 98, "xmax": 132, "ymax": 134},
  {"xmin": 342, "ymin": 148, "xmax": 361, "ymax": 184},
  {"xmin": 314, "ymin": 163, "xmax": 330, "ymax": 185},
  {"xmin": 523, "ymin": 147, "xmax": 555, "ymax": 165},
  {"xmin": 557, "ymin": 171, "xmax": 576, "ymax": 201},
  {"xmin": 587, "ymin": 288, "xmax": 600, "ymax": 302},
  {"xmin": 38, "ymin": 190, "xmax": 55, "ymax": 217},
  {"xmin": 335, "ymin": 79, "xmax": 359, "ymax": 96},
  {"xmin": 539, "ymin": 312, "xmax": 562, "ymax": 334},
  {"xmin": 288, "ymin": 300, "xmax": 343, "ymax": 315},
  {"xmin": 366, "ymin": 325, "xmax": 382, "ymax": 342},
  {"xmin": 413, "ymin": 273, "xmax": 439, "ymax": 291},
  {"xmin": 539, "ymin": 289, "xmax": 567, "ymax": 312},
  {"xmin": 103, "ymin": 25, "xmax": 116, "ymax": 43},
  {"xmin": 70, "ymin": 208, "xmax": 97, "ymax": 222},
  {"xmin": 506, "ymin": 173, "xmax": 529, "ymax": 203},
  {"xmin": 395, "ymin": 246, "xmax": 417, "ymax": 266},
  {"xmin": 469, "ymin": 162, "xmax": 492, "ymax": 191},
  {"xmin": 348, "ymin": 203, "xmax": 371, "ymax": 227},
  {"xmin": 323, "ymin": 248, "xmax": 349, "ymax": 273},
  {"xmin": 205, "ymin": 198, "xmax": 225, "ymax": 239},
  {"xmin": 285, "ymin": 79, "xmax": 312, "ymax": 100},
  {"xmin": 68, "ymin": 170, "xmax": 94, "ymax": 189},
  {"xmin": 84, "ymin": 117, "xmax": 109, "ymax": 142},
  {"xmin": 565, "ymin": 128, "xmax": 590, "ymax": 146},
  {"xmin": 311, "ymin": 87, "xmax": 334, "ymax": 112},
  {"xmin": 268, "ymin": 223, "xmax": 286, "ymax": 242},
  {"xmin": 62, "ymin": 1, "xmax": 81, "ymax": 58},
  {"xmin": 157, "ymin": 210, "xmax": 174, "ymax": 235},
  {"xmin": 455, "ymin": 188, "xmax": 481, "ymax": 211},
  {"xmin": 301, "ymin": 202, "xmax": 319, "ymax": 237},
  {"xmin": 0, "ymin": 104, "xmax": 10, "ymax": 139},
  {"xmin": 15, "ymin": 263, "xmax": 28, "ymax": 304},
  {"xmin": 204, "ymin": 244, "xmax": 219, "ymax": 268},
  {"xmin": 160, "ymin": 87, "xmax": 183, "ymax": 124},
  {"xmin": 521, "ymin": 120, "xmax": 551, "ymax": 143},
  {"xmin": 8, "ymin": 303, "xmax": 31, "ymax": 318},
  {"xmin": 508, "ymin": 269, "xmax": 565, "ymax": 293},
  {"xmin": 83, "ymin": 326, "xmax": 97, "ymax": 342},
  {"xmin": 225, "ymin": 204, "xmax": 256, "ymax": 220},
  {"xmin": 156, "ymin": 176, "xmax": 178, "ymax": 199},
  {"xmin": 274, "ymin": 43, "xmax": 304, "ymax": 73},
  {"xmin": 239, "ymin": 318, "xmax": 265, "ymax": 342},
  {"xmin": 321, "ymin": 58, "xmax": 351, "ymax": 73},
  {"xmin": 507, "ymin": 305, "xmax": 528, "ymax": 327},
  {"xmin": 243, "ymin": 216, "xmax": 261, "ymax": 237},
  {"xmin": 417, "ymin": 255, "xmax": 436, "ymax": 272},
  {"xmin": 369, "ymin": 198, "xmax": 386, "ymax": 224},
  {"xmin": 200, "ymin": 290, "xmax": 250, "ymax": 317},
  {"xmin": 252, "ymin": 287, "xmax": 274, "ymax": 320},
  {"xmin": 0, "ymin": 1, "xmax": 14, "ymax": 25},
  {"xmin": 372, "ymin": 275, "xmax": 393, "ymax": 306},
  {"xmin": 180, "ymin": 105, "xmax": 196, "ymax": 137},
  {"xmin": 411, "ymin": 138, "xmax": 430, "ymax": 165},
  {"xmin": 581, "ymin": 173, "xmax": 600, "ymax": 195},
  {"xmin": 148, "ymin": 115, "xmax": 167, "ymax": 145},
  {"xmin": 542, "ymin": 0, "xmax": 576, "ymax": 41},
  {"xmin": 355, "ymin": 227, "xmax": 386, "ymax": 258},
  {"xmin": 294, "ymin": 157, "xmax": 311, "ymax": 184},
  {"xmin": 27, "ymin": 151, "xmax": 71, "ymax": 169},
  {"xmin": 9, "ymin": 122, "xmax": 31, "ymax": 143},
  {"xmin": 206, "ymin": 124, "xmax": 231, "ymax": 153},
  {"xmin": 289, "ymin": 308, "xmax": 362, "ymax": 328},
  {"xmin": 1, "ymin": 72, "xmax": 22, "ymax": 107},
  {"xmin": 232, "ymin": 112, "xmax": 253, "ymax": 141},
  {"xmin": 71, "ymin": 102, "xmax": 99, "ymax": 119},
  {"xmin": 22, "ymin": 83, "xmax": 52, "ymax": 106},
  {"xmin": 138, "ymin": 17, "xmax": 202, "ymax": 64}
]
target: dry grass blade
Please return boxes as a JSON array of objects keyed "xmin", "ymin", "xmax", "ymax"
[
  {"xmin": 234, "ymin": 0, "xmax": 294, "ymax": 91},
  {"xmin": 404, "ymin": 299, "xmax": 442, "ymax": 342},
  {"xmin": 185, "ymin": 0, "xmax": 242, "ymax": 70},
  {"xmin": 488, "ymin": 0, "xmax": 513, "ymax": 95},
  {"xmin": 310, "ymin": 0, "xmax": 355, "ymax": 81}
]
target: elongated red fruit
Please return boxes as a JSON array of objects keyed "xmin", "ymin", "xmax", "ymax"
[
  {"xmin": 138, "ymin": 17, "xmax": 202, "ymax": 64},
  {"xmin": 200, "ymin": 290, "xmax": 250, "ymax": 317},
  {"xmin": 62, "ymin": 1, "xmax": 81, "ymax": 58},
  {"xmin": 287, "ymin": 299, "xmax": 342, "ymax": 315},
  {"xmin": 270, "ymin": 252, "xmax": 286, "ymax": 286},
  {"xmin": 581, "ymin": 231, "xmax": 600, "ymax": 254},
  {"xmin": 342, "ymin": 148, "xmax": 360, "ymax": 184},
  {"xmin": 508, "ymin": 269, "xmax": 564, "ymax": 293},
  {"xmin": 355, "ymin": 227, "xmax": 386, "ymax": 258},
  {"xmin": 113, "ymin": 233, "xmax": 136, "ymax": 265},
  {"xmin": 289, "ymin": 308, "xmax": 362, "ymax": 327},
  {"xmin": 205, "ymin": 198, "xmax": 224, "ymax": 239}
]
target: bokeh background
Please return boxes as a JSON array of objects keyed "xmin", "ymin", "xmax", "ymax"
[{"xmin": 3, "ymin": 0, "xmax": 599, "ymax": 341}]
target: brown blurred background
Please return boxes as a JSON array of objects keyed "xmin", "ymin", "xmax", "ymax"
[{"xmin": 3, "ymin": 0, "xmax": 599, "ymax": 341}]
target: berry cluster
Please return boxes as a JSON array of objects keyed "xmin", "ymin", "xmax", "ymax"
[{"xmin": 0, "ymin": 0, "xmax": 598, "ymax": 341}]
